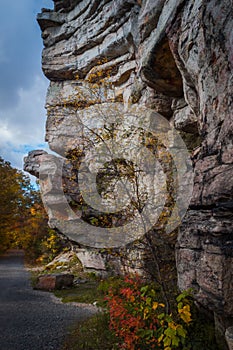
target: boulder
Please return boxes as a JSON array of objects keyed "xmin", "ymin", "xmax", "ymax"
[{"xmin": 35, "ymin": 273, "xmax": 74, "ymax": 291}]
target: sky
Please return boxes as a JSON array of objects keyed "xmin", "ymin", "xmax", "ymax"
[{"xmin": 0, "ymin": 0, "xmax": 54, "ymax": 173}]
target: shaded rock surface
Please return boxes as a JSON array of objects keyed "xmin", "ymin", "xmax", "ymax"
[{"xmin": 226, "ymin": 327, "xmax": 233, "ymax": 350}]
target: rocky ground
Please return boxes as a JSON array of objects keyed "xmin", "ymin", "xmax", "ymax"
[{"xmin": 0, "ymin": 250, "xmax": 97, "ymax": 350}]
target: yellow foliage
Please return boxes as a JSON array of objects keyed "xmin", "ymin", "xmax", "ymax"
[
  {"xmin": 30, "ymin": 208, "xmax": 36, "ymax": 216},
  {"xmin": 168, "ymin": 321, "xmax": 178, "ymax": 330},
  {"xmin": 178, "ymin": 304, "xmax": 192, "ymax": 324}
]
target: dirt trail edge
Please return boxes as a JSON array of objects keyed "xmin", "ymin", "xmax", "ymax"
[{"xmin": 0, "ymin": 250, "xmax": 97, "ymax": 350}]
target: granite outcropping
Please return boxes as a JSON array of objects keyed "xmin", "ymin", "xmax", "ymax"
[{"xmin": 24, "ymin": 0, "xmax": 233, "ymax": 346}]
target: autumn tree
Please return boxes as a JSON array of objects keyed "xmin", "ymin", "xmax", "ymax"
[
  {"xmin": 0, "ymin": 156, "xmax": 64, "ymax": 262},
  {"xmin": 0, "ymin": 157, "xmax": 30, "ymax": 250}
]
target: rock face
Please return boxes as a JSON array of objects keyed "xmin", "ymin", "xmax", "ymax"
[
  {"xmin": 226, "ymin": 327, "xmax": 233, "ymax": 350},
  {"xmin": 24, "ymin": 0, "xmax": 233, "ymax": 344},
  {"xmin": 166, "ymin": 0, "xmax": 233, "ymax": 341}
]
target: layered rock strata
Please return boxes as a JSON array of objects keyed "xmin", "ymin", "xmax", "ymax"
[{"xmin": 24, "ymin": 0, "xmax": 233, "ymax": 345}]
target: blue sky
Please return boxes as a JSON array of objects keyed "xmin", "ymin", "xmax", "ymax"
[{"xmin": 0, "ymin": 0, "xmax": 53, "ymax": 171}]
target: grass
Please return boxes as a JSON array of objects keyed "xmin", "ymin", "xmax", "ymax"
[
  {"xmin": 62, "ymin": 312, "xmax": 118, "ymax": 350},
  {"xmin": 54, "ymin": 281, "xmax": 106, "ymax": 306},
  {"xmin": 56, "ymin": 278, "xmax": 120, "ymax": 349}
]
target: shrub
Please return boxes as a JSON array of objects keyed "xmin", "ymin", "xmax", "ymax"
[
  {"xmin": 62, "ymin": 312, "xmax": 118, "ymax": 350},
  {"xmin": 105, "ymin": 275, "xmax": 192, "ymax": 350}
]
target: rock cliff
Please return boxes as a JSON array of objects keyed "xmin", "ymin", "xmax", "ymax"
[{"xmin": 24, "ymin": 0, "xmax": 233, "ymax": 345}]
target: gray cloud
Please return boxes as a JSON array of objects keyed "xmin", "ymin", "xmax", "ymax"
[
  {"xmin": 0, "ymin": 0, "xmax": 52, "ymax": 109},
  {"xmin": 0, "ymin": 0, "xmax": 53, "ymax": 169}
]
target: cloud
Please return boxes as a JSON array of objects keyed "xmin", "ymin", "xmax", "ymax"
[
  {"xmin": 0, "ymin": 0, "xmax": 53, "ymax": 109},
  {"xmin": 0, "ymin": 75, "xmax": 49, "ymax": 169},
  {"xmin": 0, "ymin": 0, "xmax": 53, "ymax": 170},
  {"xmin": 0, "ymin": 1, "xmax": 39, "ymax": 108}
]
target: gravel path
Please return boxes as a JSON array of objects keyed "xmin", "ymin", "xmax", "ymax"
[{"xmin": 0, "ymin": 250, "xmax": 97, "ymax": 350}]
